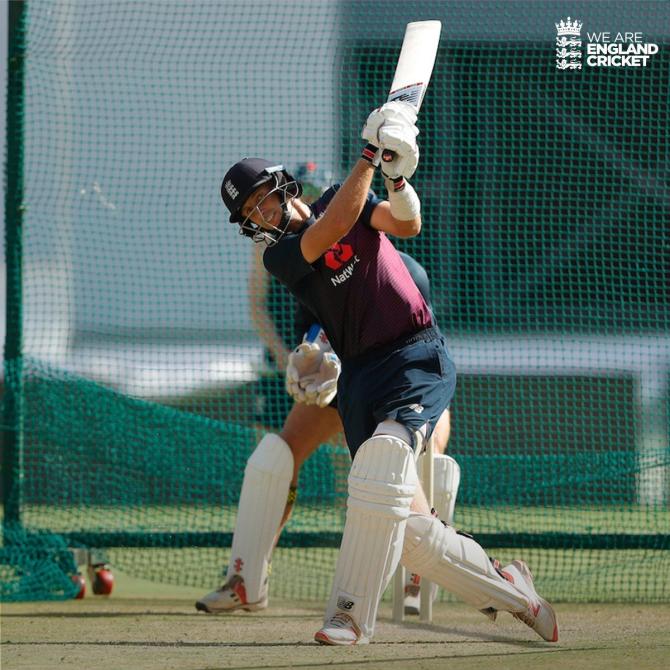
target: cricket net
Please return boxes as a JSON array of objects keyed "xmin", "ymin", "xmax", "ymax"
[{"xmin": 2, "ymin": 1, "xmax": 669, "ymax": 602}]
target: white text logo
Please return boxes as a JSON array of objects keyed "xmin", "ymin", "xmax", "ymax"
[
  {"xmin": 330, "ymin": 255, "xmax": 360, "ymax": 286},
  {"xmin": 555, "ymin": 18, "xmax": 659, "ymax": 69},
  {"xmin": 585, "ymin": 32, "xmax": 659, "ymax": 67}
]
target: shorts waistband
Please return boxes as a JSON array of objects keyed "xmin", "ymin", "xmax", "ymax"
[{"xmin": 343, "ymin": 326, "xmax": 441, "ymax": 367}]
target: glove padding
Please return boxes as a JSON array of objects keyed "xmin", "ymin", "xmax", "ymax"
[
  {"xmin": 361, "ymin": 101, "xmax": 419, "ymax": 169},
  {"xmin": 379, "ymin": 122, "xmax": 419, "ymax": 179},
  {"xmin": 285, "ymin": 327, "xmax": 341, "ymax": 407}
]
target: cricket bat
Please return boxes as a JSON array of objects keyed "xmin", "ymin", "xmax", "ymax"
[{"xmin": 382, "ymin": 20, "xmax": 442, "ymax": 164}]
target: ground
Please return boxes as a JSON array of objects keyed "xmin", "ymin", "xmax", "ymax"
[{"xmin": 2, "ymin": 576, "xmax": 669, "ymax": 670}]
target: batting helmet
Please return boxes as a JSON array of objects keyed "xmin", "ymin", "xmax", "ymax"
[{"xmin": 221, "ymin": 158, "xmax": 303, "ymax": 241}]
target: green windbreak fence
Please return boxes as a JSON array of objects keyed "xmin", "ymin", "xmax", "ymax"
[{"xmin": 2, "ymin": 1, "xmax": 669, "ymax": 602}]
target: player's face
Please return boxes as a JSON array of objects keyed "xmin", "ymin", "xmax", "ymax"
[{"xmin": 240, "ymin": 183, "xmax": 283, "ymax": 230}]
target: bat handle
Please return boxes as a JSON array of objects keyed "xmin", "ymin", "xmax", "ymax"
[{"xmin": 381, "ymin": 150, "xmax": 405, "ymax": 190}]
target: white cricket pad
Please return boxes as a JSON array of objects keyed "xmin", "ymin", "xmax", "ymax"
[
  {"xmin": 226, "ymin": 433, "xmax": 293, "ymax": 602},
  {"xmin": 401, "ymin": 453, "xmax": 461, "ymax": 612},
  {"xmin": 432, "ymin": 454, "xmax": 461, "ymax": 524},
  {"xmin": 324, "ymin": 428, "xmax": 417, "ymax": 640},
  {"xmin": 401, "ymin": 513, "xmax": 529, "ymax": 613}
]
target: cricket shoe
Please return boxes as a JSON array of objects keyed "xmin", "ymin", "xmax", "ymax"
[
  {"xmin": 403, "ymin": 572, "xmax": 421, "ymax": 615},
  {"xmin": 314, "ymin": 612, "xmax": 369, "ymax": 646},
  {"xmin": 502, "ymin": 560, "xmax": 559, "ymax": 642},
  {"xmin": 404, "ymin": 573, "xmax": 440, "ymax": 615},
  {"xmin": 195, "ymin": 575, "xmax": 268, "ymax": 613}
]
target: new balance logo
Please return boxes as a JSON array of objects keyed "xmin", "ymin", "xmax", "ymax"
[{"xmin": 337, "ymin": 596, "xmax": 355, "ymax": 611}]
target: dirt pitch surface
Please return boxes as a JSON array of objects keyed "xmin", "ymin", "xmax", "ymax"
[{"xmin": 2, "ymin": 590, "xmax": 669, "ymax": 670}]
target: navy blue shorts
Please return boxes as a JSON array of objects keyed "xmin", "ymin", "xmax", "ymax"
[{"xmin": 337, "ymin": 327, "xmax": 456, "ymax": 459}]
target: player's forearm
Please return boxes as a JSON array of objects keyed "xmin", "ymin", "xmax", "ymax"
[
  {"xmin": 389, "ymin": 216, "xmax": 421, "ymax": 237},
  {"xmin": 327, "ymin": 159, "xmax": 375, "ymax": 231},
  {"xmin": 369, "ymin": 198, "xmax": 421, "ymax": 238},
  {"xmin": 385, "ymin": 176, "xmax": 421, "ymax": 236},
  {"xmin": 300, "ymin": 159, "xmax": 375, "ymax": 263}
]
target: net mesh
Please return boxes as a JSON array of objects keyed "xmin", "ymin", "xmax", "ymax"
[{"xmin": 2, "ymin": 0, "xmax": 669, "ymax": 603}]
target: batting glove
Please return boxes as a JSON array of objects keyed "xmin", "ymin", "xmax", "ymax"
[
  {"xmin": 285, "ymin": 326, "xmax": 340, "ymax": 407},
  {"xmin": 362, "ymin": 102, "xmax": 419, "ymax": 178},
  {"xmin": 379, "ymin": 123, "xmax": 419, "ymax": 180},
  {"xmin": 362, "ymin": 102, "xmax": 415, "ymax": 163},
  {"xmin": 299, "ymin": 351, "xmax": 341, "ymax": 407}
]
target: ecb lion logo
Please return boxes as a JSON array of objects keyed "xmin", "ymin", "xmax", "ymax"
[{"xmin": 324, "ymin": 242, "xmax": 354, "ymax": 270}]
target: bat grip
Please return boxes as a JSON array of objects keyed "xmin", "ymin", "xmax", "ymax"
[{"xmin": 381, "ymin": 150, "xmax": 405, "ymax": 189}]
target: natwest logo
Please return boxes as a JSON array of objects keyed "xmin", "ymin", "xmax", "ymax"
[{"xmin": 324, "ymin": 242, "xmax": 354, "ymax": 270}]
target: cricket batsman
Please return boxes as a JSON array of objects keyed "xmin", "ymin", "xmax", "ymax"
[{"xmin": 212, "ymin": 101, "xmax": 558, "ymax": 645}]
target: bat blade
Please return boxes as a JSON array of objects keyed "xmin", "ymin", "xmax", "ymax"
[
  {"xmin": 387, "ymin": 20, "xmax": 442, "ymax": 113},
  {"xmin": 381, "ymin": 21, "xmax": 442, "ymax": 167}
]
